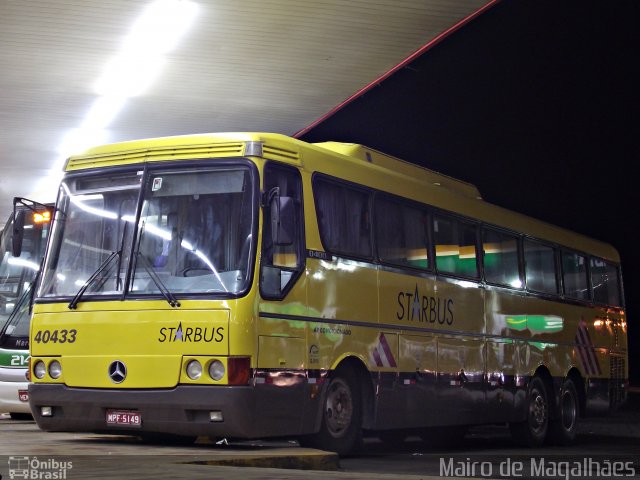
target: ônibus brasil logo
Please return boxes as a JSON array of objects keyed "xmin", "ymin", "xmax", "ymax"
[{"xmin": 7, "ymin": 456, "xmax": 72, "ymax": 479}]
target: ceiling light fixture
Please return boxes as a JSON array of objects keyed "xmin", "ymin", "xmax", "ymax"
[
  {"xmin": 94, "ymin": 0, "xmax": 198, "ymax": 98},
  {"xmin": 34, "ymin": 1, "xmax": 199, "ymax": 203}
]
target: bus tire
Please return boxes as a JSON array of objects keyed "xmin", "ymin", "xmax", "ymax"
[
  {"xmin": 548, "ymin": 378, "xmax": 579, "ymax": 445},
  {"xmin": 300, "ymin": 367, "xmax": 363, "ymax": 455},
  {"xmin": 509, "ymin": 376, "xmax": 549, "ymax": 447}
]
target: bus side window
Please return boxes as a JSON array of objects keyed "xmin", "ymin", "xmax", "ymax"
[
  {"xmin": 313, "ymin": 177, "xmax": 372, "ymax": 259},
  {"xmin": 433, "ymin": 215, "xmax": 479, "ymax": 278},
  {"xmin": 260, "ymin": 164, "xmax": 304, "ymax": 299},
  {"xmin": 523, "ymin": 239, "xmax": 558, "ymax": 294},
  {"xmin": 482, "ymin": 227, "xmax": 521, "ymax": 288},
  {"xmin": 375, "ymin": 196, "xmax": 430, "ymax": 270},
  {"xmin": 590, "ymin": 257, "xmax": 622, "ymax": 306},
  {"xmin": 562, "ymin": 251, "xmax": 589, "ymax": 300}
]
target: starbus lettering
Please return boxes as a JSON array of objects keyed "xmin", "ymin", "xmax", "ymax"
[
  {"xmin": 397, "ymin": 284, "xmax": 454, "ymax": 325},
  {"xmin": 158, "ymin": 322, "xmax": 225, "ymax": 343}
]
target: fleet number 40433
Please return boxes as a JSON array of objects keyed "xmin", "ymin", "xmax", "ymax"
[{"xmin": 33, "ymin": 329, "xmax": 77, "ymax": 344}]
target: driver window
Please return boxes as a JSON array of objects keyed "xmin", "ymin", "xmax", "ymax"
[{"xmin": 260, "ymin": 163, "xmax": 304, "ymax": 299}]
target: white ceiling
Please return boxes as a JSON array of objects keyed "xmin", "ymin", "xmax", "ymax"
[{"xmin": 0, "ymin": 0, "xmax": 492, "ymax": 228}]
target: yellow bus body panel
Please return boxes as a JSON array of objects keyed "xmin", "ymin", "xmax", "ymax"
[{"xmin": 31, "ymin": 300, "xmax": 230, "ymax": 388}]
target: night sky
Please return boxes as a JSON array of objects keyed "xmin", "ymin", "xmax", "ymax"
[{"xmin": 299, "ymin": 0, "xmax": 639, "ymax": 385}]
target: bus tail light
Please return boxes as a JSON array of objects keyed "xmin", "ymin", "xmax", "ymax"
[{"xmin": 228, "ymin": 357, "xmax": 251, "ymax": 385}]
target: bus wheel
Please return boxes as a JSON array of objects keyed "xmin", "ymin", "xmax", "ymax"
[
  {"xmin": 509, "ymin": 376, "xmax": 549, "ymax": 447},
  {"xmin": 548, "ymin": 378, "xmax": 579, "ymax": 445},
  {"xmin": 300, "ymin": 367, "xmax": 363, "ymax": 455}
]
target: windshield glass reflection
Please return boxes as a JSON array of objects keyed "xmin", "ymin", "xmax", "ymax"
[
  {"xmin": 39, "ymin": 172, "xmax": 140, "ymax": 298},
  {"xmin": 39, "ymin": 165, "xmax": 255, "ymax": 300},
  {"xmin": 131, "ymin": 167, "xmax": 253, "ymax": 295}
]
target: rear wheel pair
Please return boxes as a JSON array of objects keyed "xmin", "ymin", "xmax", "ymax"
[{"xmin": 510, "ymin": 376, "xmax": 578, "ymax": 447}]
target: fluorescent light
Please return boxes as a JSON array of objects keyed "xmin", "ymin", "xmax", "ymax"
[
  {"xmin": 94, "ymin": 55, "xmax": 166, "ymax": 98},
  {"xmin": 57, "ymin": 128, "xmax": 109, "ymax": 158},
  {"xmin": 82, "ymin": 96, "xmax": 127, "ymax": 130},
  {"xmin": 38, "ymin": 1, "xmax": 199, "ymax": 203},
  {"xmin": 94, "ymin": 0, "xmax": 198, "ymax": 98},
  {"xmin": 124, "ymin": 0, "xmax": 199, "ymax": 56}
]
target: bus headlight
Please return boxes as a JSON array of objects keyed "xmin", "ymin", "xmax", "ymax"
[
  {"xmin": 34, "ymin": 361, "xmax": 46, "ymax": 379},
  {"xmin": 48, "ymin": 360, "xmax": 62, "ymax": 379},
  {"xmin": 186, "ymin": 360, "xmax": 202, "ymax": 380},
  {"xmin": 208, "ymin": 360, "xmax": 225, "ymax": 381}
]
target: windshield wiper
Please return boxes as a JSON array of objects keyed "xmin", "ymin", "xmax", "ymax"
[
  {"xmin": 68, "ymin": 251, "xmax": 119, "ymax": 310},
  {"xmin": 136, "ymin": 253, "xmax": 181, "ymax": 308}
]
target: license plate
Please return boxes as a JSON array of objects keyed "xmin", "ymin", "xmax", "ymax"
[
  {"xmin": 18, "ymin": 390, "xmax": 29, "ymax": 402},
  {"xmin": 106, "ymin": 409, "xmax": 141, "ymax": 427}
]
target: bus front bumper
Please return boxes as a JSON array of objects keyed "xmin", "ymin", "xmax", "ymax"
[{"xmin": 29, "ymin": 382, "xmax": 317, "ymax": 439}]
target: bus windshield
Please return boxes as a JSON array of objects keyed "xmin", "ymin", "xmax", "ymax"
[
  {"xmin": 0, "ymin": 208, "xmax": 49, "ymax": 326},
  {"xmin": 39, "ymin": 165, "xmax": 255, "ymax": 300},
  {"xmin": 0, "ymin": 283, "xmax": 32, "ymax": 350}
]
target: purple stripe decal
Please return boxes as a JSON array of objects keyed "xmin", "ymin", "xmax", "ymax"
[
  {"xmin": 575, "ymin": 322, "xmax": 598, "ymax": 375},
  {"xmin": 371, "ymin": 347, "xmax": 383, "ymax": 367},
  {"xmin": 581, "ymin": 325, "xmax": 602, "ymax": 375},
  {"xmin": 379, "ymin": 333, "xmax": 397, "ymax": 368}
]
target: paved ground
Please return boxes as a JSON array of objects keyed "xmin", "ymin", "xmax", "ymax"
[{"xmin": 0, "ymin": 391, "xmax": 637, "ymax": 480}]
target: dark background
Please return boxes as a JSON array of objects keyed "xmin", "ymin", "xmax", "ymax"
[{"xmin": 300, "ymin": 0, "xmax": 639, "ymax": 386}]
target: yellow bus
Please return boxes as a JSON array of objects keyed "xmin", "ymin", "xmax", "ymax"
[{"xmin": 26, "ymin": 133, "xmax": 627, "ymax": 454}]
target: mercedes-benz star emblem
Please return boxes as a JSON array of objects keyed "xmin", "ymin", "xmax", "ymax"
[{"xmin": 108, "ymin": 360, "xmax": 127, "ymax": 384}]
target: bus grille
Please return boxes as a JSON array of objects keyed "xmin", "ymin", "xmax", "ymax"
[
  {"xmin": 609, "ymin": 355, "xmax": 626, "ymax": 409},
  {"xmin": 263, "ymin": 144, "xmax": 300, "ymax": 162},
  {"xmin": 66, "ymin": 142, "xmax": 245, "ymax": 170}
]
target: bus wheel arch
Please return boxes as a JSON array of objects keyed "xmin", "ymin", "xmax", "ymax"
[{"xmin": 300, "ymin": 356, "xmax": 370, "ymax": 455}]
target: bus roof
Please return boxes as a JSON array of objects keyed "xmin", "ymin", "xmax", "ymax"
[{"xmin": 65, "ymin": 132, "xmax": 620, "ymax": 263}]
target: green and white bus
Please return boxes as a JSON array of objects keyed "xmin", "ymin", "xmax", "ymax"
[{"xmin": 0, "ymin": 199, "xmax": 52, "ymax": 418}]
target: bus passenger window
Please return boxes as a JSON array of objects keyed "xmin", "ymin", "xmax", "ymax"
[
  {"xmin": 375, "ymin": 197, "xmax": 429, "ymax": 270},
  {"xmin": 562, "ymin": 251, "xmax": 589, "ymax": 300},
  {"xmin": 524, "ymin": 239, "xmax": 557, "ymax": 294},
  {"xmin": 482, "ymin": 228, "xmax": 521, "ymax": 288},
  {"xmin": 590, "ymin": 258, "xmax": 621, "ymax": 306},
  {"xmin": 314, "ymin": 178, "xmax": 371, "ymax": 259},
  {"xmin": 433, "ymin": 216, "xmax": 478, "ymax": 278}
]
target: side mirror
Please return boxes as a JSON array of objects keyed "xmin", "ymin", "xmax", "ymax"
[
  {"xmin": 270, "ymin": 193, "xmax": 295, "ymax": 246},
  {"xmin": 12, "ymin": 209, "xmax": 25, "ymax": 258}
]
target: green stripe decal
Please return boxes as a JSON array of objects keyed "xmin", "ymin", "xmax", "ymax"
[{"xmin": 0, "ymin": 349, "xmax": 29, "ymax": 368}]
